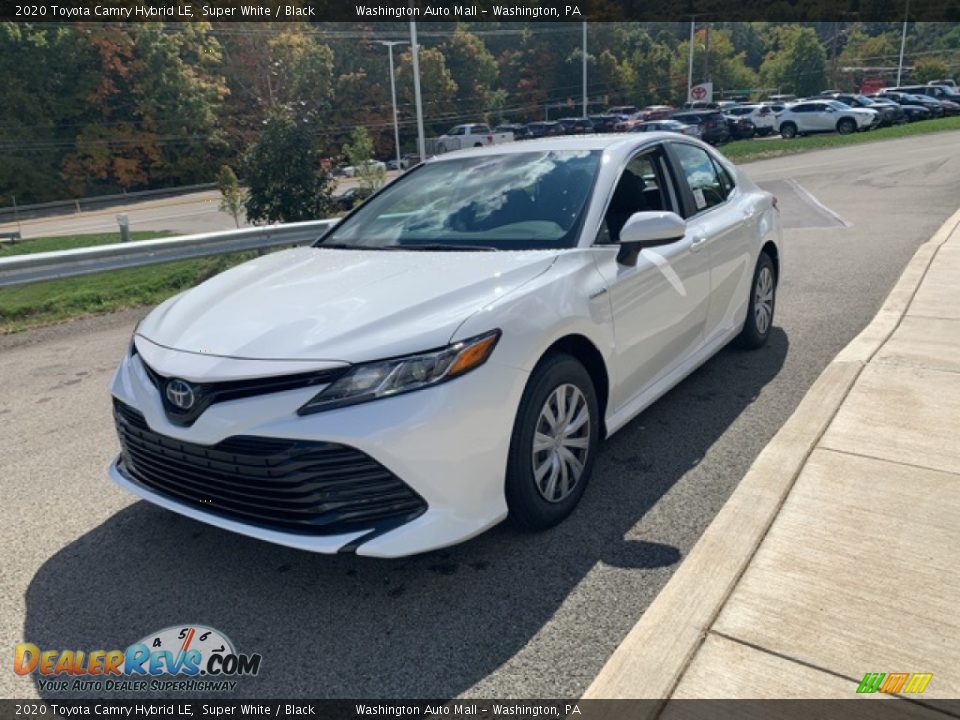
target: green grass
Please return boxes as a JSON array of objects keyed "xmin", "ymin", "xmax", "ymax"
[
  {"xmin": 0, "ymin": 230, "xmax": 174, "ymax": 258},
  {"xmin": 724, "ymin": 115, "xmax": 960, "ymax": 163},
  {"xmin": 0, "ymin": 237, "xmax": 257, "ymax": 333}
]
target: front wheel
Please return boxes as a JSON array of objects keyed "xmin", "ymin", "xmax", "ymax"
[
  {"xmin": 506, "ymin": 354, "xmax": 600, "ymax": 530},
  {"xmin": 779, "ymin": 123, "xmax": 797, "ymax": 139},
  {"xmin": 736, "ymin": 253, "xmax": 777, "ymax": 350},
  {"xmin": 837, "ymin": 118, "xmax": 856, "ymax": 134}
]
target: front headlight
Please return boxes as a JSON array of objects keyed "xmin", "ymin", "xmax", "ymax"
[{"xmin": 297, "ymin": 330, "xmax": 501, "ymax": 415}]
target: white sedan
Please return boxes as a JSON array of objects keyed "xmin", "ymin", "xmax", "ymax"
[{"xmin": 109, "ymin": 134, "xmax": 783, "ymax": 558}]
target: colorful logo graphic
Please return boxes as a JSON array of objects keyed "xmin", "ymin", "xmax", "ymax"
[
  {"xmin": 14, "ymin": 625, "xmax": 261, "ymax": 692},
  {"xmin": 857, "ymin": 672, "xmax": 933, "ymax": 694}
]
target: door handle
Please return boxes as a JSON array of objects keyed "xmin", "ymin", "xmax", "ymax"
[{"xmin": 690, "ymin": 236, "xmax": 708, "ymax": 252}]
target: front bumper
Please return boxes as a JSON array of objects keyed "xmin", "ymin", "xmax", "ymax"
[{"xmin": 109, "ymin": 351, "xmax": 530, "ymax": 557}]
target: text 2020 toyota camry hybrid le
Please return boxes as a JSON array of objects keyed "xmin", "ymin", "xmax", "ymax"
[{"xmin": 109, "ymin": 133, "xmax": 782, "ymax": 558}]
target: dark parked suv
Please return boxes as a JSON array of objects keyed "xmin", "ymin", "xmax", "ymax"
[{"xmin": 669, "ymin": 110, "xmax": 731, "ymax": 145}]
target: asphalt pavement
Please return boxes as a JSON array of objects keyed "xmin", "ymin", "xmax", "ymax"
[{"xmin": 2, "ymin": 131, "xmax": 960, "ymax": 700}]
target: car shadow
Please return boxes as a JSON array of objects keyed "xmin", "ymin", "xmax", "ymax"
[{"xmin": 24, "ymin": 328, "xmax": 788, "ymax": 699}]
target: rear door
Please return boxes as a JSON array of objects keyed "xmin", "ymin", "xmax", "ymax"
[{"xmin": 666, "ymin": 142, "xmax": 757, "ymax": 345}]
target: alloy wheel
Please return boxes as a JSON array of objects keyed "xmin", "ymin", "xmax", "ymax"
[{"xmin": 531, "ymin": 383, "xmax": 591, "ymax": 503}]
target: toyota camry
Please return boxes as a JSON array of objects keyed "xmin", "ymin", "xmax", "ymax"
[{"xmin": 109, "ymin": 133, "xmax": 782, "ymax": 557}]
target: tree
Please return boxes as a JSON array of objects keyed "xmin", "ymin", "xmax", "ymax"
[
  {"xmin": 759, "ymin": 26, "xmax": 828, "ymax": 97},
  {"xmin": 217, "ymin": 165, "xmax": 244, "ymax": 228},
  {"xmin": 343, "ymin": 126, "xmax": 386, "ymax": 195},
  {"xmin": 396, "ymin": 47, "xmax": 458, "ymax": 135},
  {"xmin": 913, "ymin": 57, "xmax": 951, "ymax": 83},
  {"xmin": 241, "ymin": 107, "xmax": 334, "ymax": 224},
  {"xmin": 440, "ymin": 27, "xmax": 499, "ymax": 118}
]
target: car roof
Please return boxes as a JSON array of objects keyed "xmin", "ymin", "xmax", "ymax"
[{"xmin": 423, "ymin": 132, "xmax": 692, "ymax": 164}]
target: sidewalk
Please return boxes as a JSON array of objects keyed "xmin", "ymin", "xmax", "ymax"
[{"xmin": 584, "ymin": 208, "xmax": 960, "ymax": 706}]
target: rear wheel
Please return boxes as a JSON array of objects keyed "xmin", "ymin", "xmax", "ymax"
[
  {"xmin": 736, "ymin": 253, "xmax": 777, "ymax": 350},
  {"xmin": 779, "ymin": 122, "xmax": 797, "ymax": 139},
  {"xmin": 506, "ymin": 354, "xmax": 600, "ymax": 530},
  {"xmin": 837, "ymin": 118, "xmax": 856, "ymax": 134}
]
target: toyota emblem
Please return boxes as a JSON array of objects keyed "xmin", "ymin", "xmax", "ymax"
[{"xmin": 165, "ymin": 379, "xmax": 196, "ymax": 410}]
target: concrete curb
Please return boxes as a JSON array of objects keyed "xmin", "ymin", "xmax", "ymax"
[{"xmin": 582, "ymin": 205, "xmax": 960, "ymax": 707}]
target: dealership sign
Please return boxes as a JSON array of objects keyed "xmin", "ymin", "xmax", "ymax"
[{"xmin": 688, "ymin": 82, "xmax": 714, "ymax": 103}]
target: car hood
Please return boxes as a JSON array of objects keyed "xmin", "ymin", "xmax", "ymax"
[{"xmin": 136, "ymin": 246, "xmax": 557, "ymax": 363}]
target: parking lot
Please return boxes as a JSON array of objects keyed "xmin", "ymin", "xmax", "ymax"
[{"xmin": 2, "ymin": 131, "xmax": 960, "ymax": 699}]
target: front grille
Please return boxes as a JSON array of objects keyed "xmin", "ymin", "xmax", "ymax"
[
  {"xmin": 139, "ymin": 359, "xmax": 347, "ymax": 427},
  {"xmin": 113, "ymin": 399, "xmax": 427, "ymax": 536}
]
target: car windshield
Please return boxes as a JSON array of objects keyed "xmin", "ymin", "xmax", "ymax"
[{"xmin": 319, "ymin": 150, "xmax": 601, "ymax": 251}]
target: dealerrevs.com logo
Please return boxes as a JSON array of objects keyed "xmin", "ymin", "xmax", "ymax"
[{"xmin": 14, "ymin": 625, "xmax": 262, "ymax": 693}]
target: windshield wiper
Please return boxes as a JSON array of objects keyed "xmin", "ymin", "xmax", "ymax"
[{"xmin": 383, "ymin": 243, "xmax": 497, "ymax": 252}]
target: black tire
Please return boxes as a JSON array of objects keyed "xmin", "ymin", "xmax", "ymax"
[
  {"xmin": 837, "ymin": 118, "xmax": 856, "ymax": 135},
  {"xmin": 736, "ymin": 253, "xmax": 777, "ymax": 350},
  {"xmin": 506, "ymin": 353, "xmax": 600, "ymax": 530},
  {"xmin": 780, "ymin": 122, "xmax": 797, "ymax": 139}
]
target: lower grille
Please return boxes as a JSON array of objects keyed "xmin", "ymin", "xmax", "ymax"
[{"xmin": 113, "ymin": 399, "xmax": 427, "ymax": 536}]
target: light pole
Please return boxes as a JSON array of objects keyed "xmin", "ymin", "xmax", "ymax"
[
  {"xmin": 409, "ymin": 21, "xmax": 426, "ymax": 161},
  {"xmin": 896, "ymin": 0, "xmax": 910, "ymax": 86},
  {"xmin": 377, "ymin": 40, "xmax": 407, "ymax": 169},
  {"xmin": 582, "ymin": 22, "xmax": 588, "ymax": 118},
  {"xmin": 687, "ymin": 18, "xmax": 696, "ymax": 104}
]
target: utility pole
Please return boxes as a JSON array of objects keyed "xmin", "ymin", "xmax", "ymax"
[
  {"xmin": 409, "ymin": 20, "xmax": 426, "ymax": 160},
  {"xmin": 582, "ymin": 21, "xmax": 588, "ymax": 118},
  {"xmin": 703, "ymin": 23, "xmax": 710, "ymax": 84},
  {"xmin": 377, "ymin": 40, "xmax": 408, "ymax": 170},
  {"xmin": 687, "ymin": 18, "xmax": 696, "ymax": 103},
  {"xmin": 897, "ymin": 0, "xmax": 910, "ymax": 86}
]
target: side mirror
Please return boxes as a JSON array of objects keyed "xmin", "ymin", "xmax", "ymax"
[{"xmin": 617, "ymin": 211, "xmax": 687, "ymax": 265}]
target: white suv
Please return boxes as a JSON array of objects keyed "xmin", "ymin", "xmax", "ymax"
[
  {"xmin": 775, "ymin": 100, "xmax": 878, "ymax": 138},
  {"xmin": 725, "ymin": 105, "xmax": 777, "ymax": 136}
]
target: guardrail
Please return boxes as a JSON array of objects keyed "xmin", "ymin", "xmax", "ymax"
[{"xmin": 0, "ymin": 219, "xmax": 338, "ymax": 288}]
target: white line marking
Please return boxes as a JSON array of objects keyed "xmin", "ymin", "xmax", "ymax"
[{"xmin": 786, "ymin": 178, "xmax": 852, "ymax": 228}]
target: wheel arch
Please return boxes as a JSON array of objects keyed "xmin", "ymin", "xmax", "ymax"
[
  {"xmin": 534, "ymin": 334, "xmax": 611, "ymax": 439},
  {"xmin": 761, "ymin": 240, "xmax": 780, "ymax": 282}
]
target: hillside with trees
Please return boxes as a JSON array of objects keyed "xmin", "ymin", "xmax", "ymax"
[{"xmin": 1, "ymin": 21, "xmax": 957, "ymax": 204}]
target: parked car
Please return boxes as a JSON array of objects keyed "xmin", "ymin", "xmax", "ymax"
[
  {"xmin": 614, "ymin": 114, "xmax": 645, "ymax": 132},
  {"xmin": 524, "ymin": 121, "xmax": 564, "ymax": 138},
  {"xmin": 640, "ymin": 105, "xmax": 675, "ymax": 121},
  {"xmin": 669, "ymin": 110, "xmax": 731, "ymax": 145},
  {"xmin": 817, "ymin": 93, "xmax": 905, "ymax": 126},
  {"xmin": 629, "ymin": 119, "xmax": 701, "ymax": 138},
  {"xmin": 436, "ymin": 123, "xmax": 513, "ymax": 153},
  {"xmin": 607, "ymin": 105, "xmax": 638, "ymax": 118},
  {"xmin": 724, "ymin": 105, "xmax": 777, "ymax": 135},
  {"xmin": 110, "ymin": 133, "xmax": 782, "ymax": 557},
  {"xmin": 889, "ymin": 84, "xmax": 960, "ymax": 106},
  {"xmin": 927, "ymin": 79, "xmax": 956, "ymax": 88},
  {"xmin": 333, "ymin": 186, "xmax": 373, "ymax": 211},
  {"xmin": 588, "ymin": 114, "xmax": 620, "ymax": 132},
  {"xmin": 775, "ymin": 100, "xmax": 877, "ymax": 138},
  {"xmin": 867, "ymin": 94, "xmax": 932, "ymax": 121},
  {"xmin": 724, "ymin": 115, "xmax": 757, "ymax": 140},
  {"xmin": 875, "ymin": 92, "xmax": 945, "ymax": 118},
  {"xmin": 557, "ymin": 117, "xmax": 596, "ymax": 134},
  {"xmin": 342, "ymin": 160, "xmax": 387, "ymax": 177},
  {"xmin": 494, "ymin": 124, "xmax": 533, "ymax": 140}
]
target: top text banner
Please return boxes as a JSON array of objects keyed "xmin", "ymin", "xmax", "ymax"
[{"xmin": 1, "ymin": 0, "xmax": 957, "ymax": 22}]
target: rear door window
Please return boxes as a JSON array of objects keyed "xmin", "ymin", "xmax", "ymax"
[{"xmin": 670, "ymin": 144, "xmax": 728, "ymax": 216}]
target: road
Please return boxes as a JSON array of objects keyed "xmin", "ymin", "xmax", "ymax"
[
  {"xmin": 0, "ymin": 174, "xmax": 390, "ymax": 240},
  {"xmin": 2, "ymin": 131, "xmax": 960, "ymax": 700}
]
